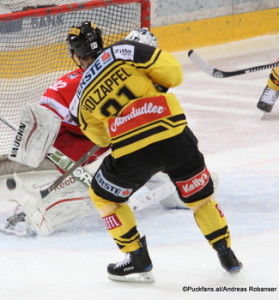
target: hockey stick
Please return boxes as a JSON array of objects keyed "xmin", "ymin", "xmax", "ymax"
[
  {"xmin": 39, "ymin": 144, "xmax": 99, "ymax": 198},
  {"xmin": 0, "ymin": 114, "xmax": 17, "ymax": 131},
  {"xmin": 188, "ymin": 49, "xmax": 279, "ymax": 78}
]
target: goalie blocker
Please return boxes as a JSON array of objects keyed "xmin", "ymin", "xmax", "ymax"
[{"xmin": 9, "ymin": 104, "xmax": 61, "ymax": 168}]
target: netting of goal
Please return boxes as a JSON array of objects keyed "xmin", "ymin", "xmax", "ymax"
[{"xmin": 0, "ymin": 0, "xmax": 150, "ymax": 173}]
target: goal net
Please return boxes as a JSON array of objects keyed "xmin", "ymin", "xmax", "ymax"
[{"xmin": 0, "ymin": 0, "xmax": 150, "ymax": 174}]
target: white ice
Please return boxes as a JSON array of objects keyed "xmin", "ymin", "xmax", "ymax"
[{"xmin": 0, "ymin": 34, "xmax": 279, "ymax": 300}]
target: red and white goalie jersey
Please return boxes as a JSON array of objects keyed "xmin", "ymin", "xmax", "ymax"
[{"xmin": 39, "ymin": 68, "xmax": 109, "ymax": 168}]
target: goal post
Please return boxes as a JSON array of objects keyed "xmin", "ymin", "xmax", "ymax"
[{"xmin": 0, "ymin": 0, "xmax": 150, "ymax": 174}]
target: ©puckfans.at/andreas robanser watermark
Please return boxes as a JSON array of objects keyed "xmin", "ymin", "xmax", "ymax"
[{"xmin": 182, "ymin": 285, "xmax": 278, "ymax": 293}]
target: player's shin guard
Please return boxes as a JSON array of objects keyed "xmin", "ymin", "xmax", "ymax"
[
  {"xmin": 89, "ymin": 188, "xmax": 141, "ymax": 252},
  {"xmin": 186, "ymin": 195, "xmax": 242, "ymax": 273},
  {"xmin": 103, "ymin": 204, "xmax": 141, "ymax": 252},
  {"xmin": 186, "ymin": 196, "xmax": 231, "ymax": 247}
]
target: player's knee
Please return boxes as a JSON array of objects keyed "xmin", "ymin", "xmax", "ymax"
[
  {"xmin": 184, "ymin": 194, "xmax": 214, "ymax": 212},
  {"xmin": 89, "ymin": 187, "xmax": 120, "ymax": 216},
  {"xmin": 268, "ymin": 68, "xmax": 279, "ymax": 90}
]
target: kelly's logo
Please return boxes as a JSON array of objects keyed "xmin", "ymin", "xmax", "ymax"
[{"xmin": 176, "ymin": 167, "xmax": 210, "ymax": 198}]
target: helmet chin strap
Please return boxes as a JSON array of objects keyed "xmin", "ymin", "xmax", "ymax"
[
  {"xmin": 71, "ymin": 54, "xmax": 82, "ymax": 69},
  {"xmin": 71, "ymin": 53, "xmax": 96, "ymax": 69}
]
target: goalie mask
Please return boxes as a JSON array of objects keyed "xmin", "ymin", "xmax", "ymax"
[
  {"xmin": 67, "ymin": 21, "xmax": 103, "ymax": 59},
  {"xmin": 125, "ymin": 28, "xmax": 158, "ymax": 48}
]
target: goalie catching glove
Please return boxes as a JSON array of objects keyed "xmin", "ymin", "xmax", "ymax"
[{"xmin": 9, "ymin": 104, "xmax": 61, "ymax": 168}]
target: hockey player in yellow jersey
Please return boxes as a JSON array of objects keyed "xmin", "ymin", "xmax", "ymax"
[
  {"xmin": 257, "ymin": 67, "xmax": 279, "ymax": 112},
  {"xmin": 67, "ymin": 21, "xmax": 242, "ymax": 282}
]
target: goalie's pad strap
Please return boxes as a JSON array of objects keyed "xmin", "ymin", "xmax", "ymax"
[{"xmin": 9, "ymin": 104, "xmax": 61, "ymax": 168}]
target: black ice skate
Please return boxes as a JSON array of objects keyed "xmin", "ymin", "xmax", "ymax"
[
  {"xmin": 257, "ymin": 85, "xmax": 279, "ymax": 113},
  {"xmin": 214, "ymin": 240, "xmax": 243, "ymax": 274},
  {"xmin": 107, "ymin": 236, "xmax": 154, "ymax": 283}
]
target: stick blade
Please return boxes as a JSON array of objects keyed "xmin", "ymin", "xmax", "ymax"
[{"xmin": 188, "ymin": 50, "xmax": 215, "ymax": 76}]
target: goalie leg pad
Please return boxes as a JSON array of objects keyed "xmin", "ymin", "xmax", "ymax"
[
  {"xmin": 19, "ymin": 193, "xmax": 54, "ymax": 236},
  {"xmin": 13, "ymin": 173, "xmax": 94, "ymax": 236},
  {"xmin": 33, "ymin": 177, "xmax": 94, "ymax": 234},
  {"xmin": 11, "ymin": 173, "xmax": 54, "ymax": 236},
  {"xmin": 44, "ymin": 194, "xmax": 93, "ymax": 229},
  {"xmin": 144, "ymin": 173, "xmax": 184, "ymax": 209}
]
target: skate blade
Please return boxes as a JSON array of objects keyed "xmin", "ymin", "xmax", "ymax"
[
  {"xmin": 108, "ymin": 271, "xmax": 155, "ymax": 283},
  {"xmin": 228, "ymin": 263, "xmax": 243, "ymax": 274}
]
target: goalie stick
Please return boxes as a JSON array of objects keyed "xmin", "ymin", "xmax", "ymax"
[
  {"xmin": 39, "ymin": 144, "xmax": 99, "ymax": 198},
  {"xmin": 0, "ymin": 114, "xmax": 18, "ymax": 131},
  {"xmin": 188, "ymin": 49, "xmax": 279, "ymax": 78}
]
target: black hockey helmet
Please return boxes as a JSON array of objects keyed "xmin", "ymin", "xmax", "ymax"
[{"xmin": 67, "ymin": 21, "xmax": 103, "ymax": 59}]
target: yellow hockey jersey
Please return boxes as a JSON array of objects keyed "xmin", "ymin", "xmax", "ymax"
[
  {"xmin": 76, "ymin": 40, "xmax": 187, "ymax": 158},
  {"xmin": 267, "ymin": 67, "xmax": 279, "ymax": 91}
]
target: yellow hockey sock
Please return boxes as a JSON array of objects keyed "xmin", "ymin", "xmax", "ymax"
[
  {"xmin": 193, "ymin": 200, "xmax": 231, "ymax": 247},
  {"xmin": 102, "ymin": 203, "xmax": 141, "ymax": 253},
  {"xmin": 268, "ymin": 68, "xmax": 279, "ymax": 90},
  {"xmin": 89, "ymin": 187, "xmax": 141, "ymax": 252}
]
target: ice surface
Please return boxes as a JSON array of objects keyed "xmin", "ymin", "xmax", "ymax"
[{"xmin": 0, "ymin": 34, "xmax": 279, "ymax": 300}]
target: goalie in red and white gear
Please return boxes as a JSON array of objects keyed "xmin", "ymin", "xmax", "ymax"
[
  {"xmin": 40, "ymin": 68, "xmax": 108, "ymax": 165},
  {"xmin": 40, "ymin": 27, "xmax": 159, "ymax": 164},
  {"xmin": 4, "ymin": 27, "xmax": 190, "ymax": 237}
]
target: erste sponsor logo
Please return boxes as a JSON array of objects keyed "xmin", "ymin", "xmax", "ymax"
[{"xmin": 95, "ymin": 169, "xmax": 132, "ymax": 197}]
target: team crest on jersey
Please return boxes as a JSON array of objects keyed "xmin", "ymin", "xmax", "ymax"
[
  {"xmin": 67, "ymin": 73, "xmax": 78, "ymax": 79},
  {"xmin": 95, "ymin": 169, "xmax": 133, "ymax": 198}
]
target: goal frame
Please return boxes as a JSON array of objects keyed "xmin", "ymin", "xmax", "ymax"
[
  {"xmin": 0, "ymin": 0, "xmax": 151, "ymax": 173},
  {"xmin": 0, "ymin": 0, "xmax": 150, "ymax": 28}
]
